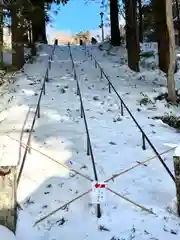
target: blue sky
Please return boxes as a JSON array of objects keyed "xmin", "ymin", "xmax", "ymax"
[{"xmin": 52, "ymin": 0, "xmax": 103, "ymax": 33}]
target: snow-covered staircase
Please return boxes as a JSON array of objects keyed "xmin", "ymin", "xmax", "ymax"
[{"xmin": 1, "ymin": 44, "xmax": 180, "ymax": 239}]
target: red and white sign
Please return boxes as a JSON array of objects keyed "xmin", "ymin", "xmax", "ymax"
[
  {"xmin": 91, "ymin": 182, "xmax": 107, "ymax": 203},
  {"xmin": 94, "ymin": 183, "xmax": 106, "ymax": 188}
]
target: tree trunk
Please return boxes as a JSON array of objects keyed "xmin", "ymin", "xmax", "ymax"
[
  {"xmin": 152, "ymin": 0, "xmax": 169, "ymax": 73},
  {"xmin": 0, "ymin": 6, "xmax": 3, "ymax": 69},
  {"xmin": 173, "ymin": 146, "xmax": 180, "ymax": 216},
  {"xmin": 138, "ymin": 0, "xmax": 143, "ymax": 42},
  {"xmin": 166, "ymin": 0, "xmax": 176, "ymax": 103},
  {"xmin": 110, "ymin": 0, "xmax": 121, "ymax": 46},
  {"xmin": 28, "ymin": 20, "xmax": 36, "ymax": 56},
  {"xmin": 11, "ymin": 2, "xmax": 25, "ymax": 69},
  {"xmin": 125, "ymin": 0, "xmax": 140, "ymax": 72},
  {"xmin": 32, "ymin": 2, "xmax": 47, "ymax": 43},
  {"xmin": 175, "ymin": 0, "xmax": 180, "ymax": 45}
]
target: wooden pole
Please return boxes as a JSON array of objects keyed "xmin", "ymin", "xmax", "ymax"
[
  {"xmin": 0, "ymin": 166, "xmax": 17, "ymax": 232},
  {"xmin": 173, "ymin": 147, "xmax": 180, "ymax": 216}
]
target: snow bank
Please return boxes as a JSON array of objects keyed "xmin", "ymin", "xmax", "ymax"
[
  {"xmin": 16, "ymin": 211, "xmax": 47, "ymax": 240},
  {"xmin": 0, "ymin": 212, "xmax": 46, "ymax": 240},
  {"xmin": 0, "ymin": 225, "xmax": 16, "ymax": 240}
]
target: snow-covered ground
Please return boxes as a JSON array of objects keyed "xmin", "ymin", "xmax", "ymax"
[{"xmin": 0, "ymin": 43, "xmax": 180, "ymax": 239}]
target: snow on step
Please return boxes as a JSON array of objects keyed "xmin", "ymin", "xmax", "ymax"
[
  {"xmin": 70, "ymin": 46, "xmax": 155, "ymax": 171},
  {"xmin": 16, "ymin": 46, "xmax": 95, "ymax": 228},
  {"xmin": 1, "ymin": 44, "xmax": 180, "ymax": 240},
  {"xmin": 56, "ymin": 45, "xmax": 180, "ymax": 239},
  {"xmin": 0, "ymin": 45, "xmax": 54, "ymax": 167},
  {"xmin": 0, "ymin": 92, "xmax": 40, "ymax": 167}
]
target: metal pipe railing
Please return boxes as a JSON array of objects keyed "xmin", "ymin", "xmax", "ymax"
[
  {"xmin": 17, "ymin": 42, "xmax": 56, "ymax": 186},
  {"xmin": 68, "ymin": 43, "xmax": 101, "ymax": 218},
  {"xmin": 84, "ymin": 46, "xmax": 175, "ymax": 183}
]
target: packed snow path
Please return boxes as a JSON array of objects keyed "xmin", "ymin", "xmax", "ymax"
[{"xmin": 0, "ymin": 44, "xmax": 180, "ymax": 239}]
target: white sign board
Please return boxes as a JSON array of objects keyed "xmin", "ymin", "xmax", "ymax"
[
  {"xmin": 91, "ymin": 182, "xmax": 107, "ymax": 203},
  {"xmin": 140, "ymin": 42, "xmax": 158, "ymax": 53}
]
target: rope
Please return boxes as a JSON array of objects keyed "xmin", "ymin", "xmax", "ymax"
[
  {"xmin": 107, "ymin": 188, "xmax": 156, "ymax": 215},
  {"xmin": 34, "ymin": 189, "xmax": 92, "ymax": 226}
]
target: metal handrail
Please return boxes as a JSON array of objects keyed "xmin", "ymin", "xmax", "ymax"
[
  {"xmin": 68, "ymin": 43, "xmax": 101, "ymax": 218},
  {"xmin": 85, "ymin": 46, "xmax": 175, "ymax": 183},
  {"xmin": 17, "ymin": 43, "xmax": 56, "ymax": 186}
]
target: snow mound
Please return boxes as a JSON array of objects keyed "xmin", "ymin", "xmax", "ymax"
[
  {"xmin": 167, "ymin": 198, "xmax": 178, "ymax": 216},
  {"xmin": 0, "ymin": 225, "xmax": 16, "ymax": 240}
]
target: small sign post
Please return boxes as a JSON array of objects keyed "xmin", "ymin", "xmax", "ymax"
[{"xmin": 91, "ymin": 182, "xmax": 107, "ymax": 204}]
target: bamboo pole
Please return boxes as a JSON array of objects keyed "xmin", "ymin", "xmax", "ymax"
[
  {"xmin": 7, "ymin": 135, "xmax": 93, "ymax": 182},
  {"xmin": 105, "ymin": 147, "xmax": 176, "ymax": 183}
]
